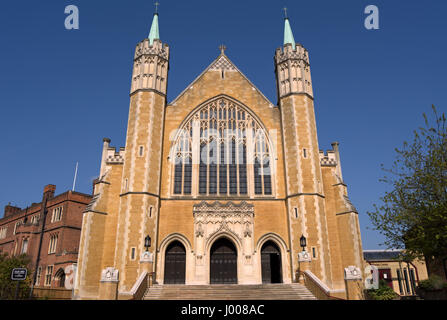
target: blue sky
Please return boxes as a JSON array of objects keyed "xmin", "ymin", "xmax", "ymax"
[{"xmin": 0, "ymin": 0, "xmax": 445, "ymax": 250}]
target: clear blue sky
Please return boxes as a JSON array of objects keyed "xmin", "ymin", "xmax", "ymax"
[{"xmin": 0, "ymin": 1, "xmax": 446, "ymax": 250}]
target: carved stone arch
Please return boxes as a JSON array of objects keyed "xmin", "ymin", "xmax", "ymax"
[
  {"xmin": 158, "ymin": 233, "xmax": 193, "ymax": 254},
  {"xmin": 158, "ymin": 233, "xmax": 192, "ymax": 285},
  {"xmin": 205, "ymin": 231, "xmax": 242, "ymax": 256},
  {"xmin": 255, "ymin": 232, "xmax": 289, "ymax": 254},
  {"xmin": 54, "ymin": 267, "xmax": 66, "ymax": 288},
  {"xmin": 170, "ymin": 94, "xmax": 272, "ymax": 145},
  {"xmin": 255, "ymin": 233, "xmax": 291, "ymax": 284}
]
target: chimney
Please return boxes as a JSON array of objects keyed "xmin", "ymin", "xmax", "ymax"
[
  {"xmin": 43, "ymin": 184, "xmax": 56, "ymax": 200},
  {"xmin": 4, "ymin": 204, "xmax": 22, "ymax": 218}
]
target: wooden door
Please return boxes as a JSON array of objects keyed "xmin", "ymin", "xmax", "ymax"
[
  {"xmin": 210, "ymin": 238, "xmax": 237, "ymax": 284},
  {"xmin": 164, "ymin": 241, "xmax": 186, "ymax": 284}
]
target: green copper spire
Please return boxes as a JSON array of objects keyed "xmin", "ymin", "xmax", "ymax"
[
  {"xmin": 283, "ymin": 8, "xmax": 296, "ymax": 50},
  {"xmin": 148, "ymin": 12, "xmax": 160, "ymax": 45}
]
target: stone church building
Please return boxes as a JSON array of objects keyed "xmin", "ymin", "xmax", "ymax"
[{"xmin": 74, "ymin": 10, "xmax": 365, "ymax": 300}]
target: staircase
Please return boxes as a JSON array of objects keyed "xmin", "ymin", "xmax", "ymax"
[{"xmin": 143, "ymin": 283, "xmax": 316, "ymax": 300}]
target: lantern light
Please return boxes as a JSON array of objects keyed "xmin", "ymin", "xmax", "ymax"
[
  {"xmin": 300, "ymin": 235, "xmax": 307, "ymax": 251},
  {"xmin": 144, "ymin": 235, "xmax": 152, "ymax": 251}
]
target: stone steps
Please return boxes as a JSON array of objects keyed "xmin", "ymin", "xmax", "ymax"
[{"xmin": 143, "ymin": 283, "xmax": 316, "ymax": 300}]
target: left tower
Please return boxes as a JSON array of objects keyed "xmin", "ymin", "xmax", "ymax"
[{"xmin": 74, "ymin": 11, "xmax": 169, "ymax": 300}]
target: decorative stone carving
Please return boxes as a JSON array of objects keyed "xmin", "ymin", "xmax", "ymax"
[
  {"xmin": 243, "ymin": 222, "xmax": 252, "ymax": 238},
  {"xmin": 193, "ymin": 200, "xmax": 255, "ymax": 266},
  {"xmin": 100, "ymin": 267, "xmax": 119, "ymax": 282},
  {"xmin": 140, "ymin": 251, "xmax": 154, "ymax": 263},
  {"xmin": 209, "ymin": 56, "xmax": 237, "ymax": 72},
  {"xmin": 344, "ymin": 266, "xmax": 362, "ymax": 280},
  {"xmin": 298, "ymin": 251, "xmax": 312, "ymax": 262},
  {"xmin": 193, "ymin": 201, "xmax": 254, "ymax": 242},
  {"xmin": 195, "ymin": 223, "xmax": 204, "ymax": 238}
]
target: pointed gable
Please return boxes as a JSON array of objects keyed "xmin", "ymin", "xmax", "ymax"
[
  {"xmin": 208, "ymin": 55, "xmax": 237, "ymax": 72},
  {"xmin": 169, "ymin": 52, "xmax": 274, "ymax": 108}
]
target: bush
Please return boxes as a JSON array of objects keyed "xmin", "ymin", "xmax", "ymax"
[
  {"xmin": 366, "ymin": 280, "xmax": 399, "ymax": 300},
  {"xmin": 418, "ymin": 275, "xmax": 447, "ymax": 291}
]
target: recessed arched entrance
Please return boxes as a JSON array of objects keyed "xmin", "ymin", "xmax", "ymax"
[
  {"xmin": 210, "ymin": 238, "xmax": 237, "ymax": 284},
  {"xmin": 54, "ymin": 268, "xmax": 66, "ymax": 288},
  {"xmin": 261, "ymin": 241, "xmax": 282, "ymax": 283},
  {"xmin": 164, "ymin": 241, "xmax": 186, "ymax": 284}
]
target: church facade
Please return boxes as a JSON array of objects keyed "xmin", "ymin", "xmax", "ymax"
[{"xmin": 74, "ymin": 11, "xmax": 365, "ymax": 300}]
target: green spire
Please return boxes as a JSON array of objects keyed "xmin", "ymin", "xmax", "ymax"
[
  {"xmin": 283, "ymin": 8, "xmax": 296, "ymax": 50},
  {"xmin": 284, "ymin": 17, "xmax": 296, "ymax": 50},
  {"xmin": 148, "ymin": 13, "xmax": 160, "ymax": 45}
]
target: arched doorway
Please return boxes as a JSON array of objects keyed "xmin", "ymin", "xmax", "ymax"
[
  {"xmin": 55, "ymin": 268, "xmax": 66, "ymax": 288},
  {"xmin": 261, "ymin": 241, "xmax": 282, "ymax": 283},
  {"xmin": 164, "ymin": 241, "xmax": 186, "ymax": 284},
  {"xmin": 210, "ymin": 238, "xmax": 237, "ymax": 284}
]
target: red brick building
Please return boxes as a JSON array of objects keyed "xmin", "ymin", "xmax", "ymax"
[{"xmin": 0, "ymin": 185, "xmax": 91, "ymax": 294}]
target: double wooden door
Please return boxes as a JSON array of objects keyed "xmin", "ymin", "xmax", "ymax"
[
  {"xmin": 164, "ymin": 241, "xmax": 186, "ymax": 284},
  {"xmin": 210, "ymin": 238, "xmax": 238, "ymax": 284}
]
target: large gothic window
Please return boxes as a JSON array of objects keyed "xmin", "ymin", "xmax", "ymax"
[{"xmin": 171, "ymin": 97, "xmax": 273, "ymax": 197}]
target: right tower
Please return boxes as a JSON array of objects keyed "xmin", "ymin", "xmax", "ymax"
[{"xmin": 275, "ymin": 15, "xmax": 365, "ymax": 299}]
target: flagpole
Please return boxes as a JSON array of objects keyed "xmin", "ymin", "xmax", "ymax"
[{"xmin": 72, "ymin": 162, "xmax": 78, "ymax": 191}]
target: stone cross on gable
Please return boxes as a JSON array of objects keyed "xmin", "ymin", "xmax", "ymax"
[{"xmin": 219, "ymin": 44, "xmax": 227, "ymax": 55}]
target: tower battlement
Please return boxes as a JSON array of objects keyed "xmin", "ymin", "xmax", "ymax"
[
  {"xmin": 131, "ymin": 38, "xmax": 170, "ymax": 95},
  {"xmin": 274, "ymin": 43, "xmax": 310, "ymax": 66},
  {"xmin": 274, "ymin": 42, "xmax": 313, "ymax": 99},
  {"xmin": 319, "ymin": 149, "xmax": 337, "ymax": 167},
  {"xmin": 134, "ymin": 38, "xmax": 170, "ymax": 61},
  {"xmin": 105, "ymin": 146, "xmax": 125, "ymax": 165}
]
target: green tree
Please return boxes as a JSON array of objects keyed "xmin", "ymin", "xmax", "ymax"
[
  {"xmin": 0, "ymin": 253, "xmax": 32, "ymax": 300},
  {"xmin": 368, "ymin": 106, "xmax": 447, "ymax": 280}
]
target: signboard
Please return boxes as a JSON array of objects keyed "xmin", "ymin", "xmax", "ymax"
[{"xmin": 11, "ymin": 268, "xmax": 27, "ymax": 281}]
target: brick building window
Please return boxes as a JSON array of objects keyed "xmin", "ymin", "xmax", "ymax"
[
  {"xmin": 0, "ymin": 227, "xmax": 7, "ymax": 239},
  {"xmin": 35, "ymin": 266, "xmax": 42, "ymax": 286},
  {"xmin": 13, "ymin": 222, "xmax": 20, "ymax": 235},
  {"xmin": 51, "ymin": 207, "xmax": 63, "ymax": 222},
  {"xmin": 48, "ymin": 234, "xmax": 58, "ymax": 254},
  {"xmin": 21, "ymin": 239, "xmax": 29, "ymax": 254},
  {"xmin": 31, "ymin": 214, "xmax": 40, "ymax": 225},
  {"xmin": 45, "ymin": 266, "xmax": 53, "ymax": 286}
]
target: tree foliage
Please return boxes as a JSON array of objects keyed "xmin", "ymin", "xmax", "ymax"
[
  {"xmin": 0, "ymin": 253, "xmax": 32, "ymax": 300},
  {"xmin": 368, "ymin": 106, "xmax": 447, "ymax": 274}
]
